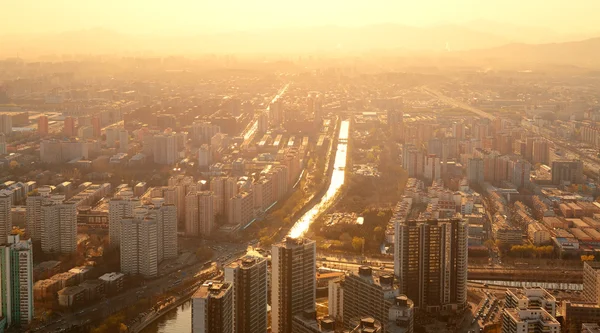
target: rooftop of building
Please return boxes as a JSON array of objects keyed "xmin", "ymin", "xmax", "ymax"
[
  {"xmin": 226, "ymin": 255, "xmax": 266, "ymax": 270},
  {"xmin": 506, "ymin": 287, "xmax": 556, "ymax": 303},
  {"xmin": 194, "ymin": 280, "xmax": 231, "ymax": 299},
  {"xmin": 98, "ymin": 272, "xmax": 124, "ymax": 281},
  {"xmin": 503, "ymin": 308, "xmax": 559, "ymax": 325},
  {"xmin": 275, "ymin": 237, "xmax": 315, "ymax": 249},
  {"xmin": 58, "ymin": 285, "xmax": 87, "ymax": 296}
]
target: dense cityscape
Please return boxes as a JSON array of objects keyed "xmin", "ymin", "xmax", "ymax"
[{"xmin": 3, "ymin": 2, "xmax": 600, "ymax": 333}]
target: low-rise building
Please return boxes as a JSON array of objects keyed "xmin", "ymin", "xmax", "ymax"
[
  {"xmin": 98, "ymin": 272, "xmax": 124, "ymax": 295},
  {"xmin": 58, "ymin": 286, "xmax": 87, "ymax": 307}
]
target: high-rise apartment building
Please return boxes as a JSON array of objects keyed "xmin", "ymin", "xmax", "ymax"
[
  {"xmin": 119, "ymin": 129, "xmax": 129, "ymax": 152},
  {"xmin": 501, "ymin": 308, "xmax": 560, "ymax": 333},
  {"xmin": 583, "ymin": 262, "xmax": 600, "ymax": 305},
  {"xmin": 0, "ymin": 133, "xmax": 6, "ymax": 154},
  {"xmin": 153, "ymin": 133, "xmax": 178, "ymax": 165},
  {"xmin": 467, "ymin": 158, "xmax": 485, "ymax": 185},
  {"xmin": 228, "ymin": 191, "xmax": 254, "ymax": 227},
  {"xmin": 272, "ymin": 237, "xmax": 316, "ymax": 333},
  {"xmin": 0, "ymin": 234, "xmax": 34, "ymax": 328},
  {"xmin": 394, "ymin": 218, "xmax": 468, "ymax": 311},
  {"xmin": 119, "ymin": 212, "xmax": 158, "ymax": 278},
  {"xmin": 37, "ymin": 114, "xmax": 49, "ymax": 136},
  {"xmin": 552, "ymin": 160, "xmax": 584, "ymax": 185},
  {"xmin": 26, "ymin": 186, "xmax": 52, "ymax": 241},
  {"xmin": 148, "ymin": 199, "xmax": 177, "ymax": 262},
  {"xmin": 0, "ymin": 114, "xmax": 12, "ymax": 134},
  {"xmin": 198, "ymin": 144, "xmax": 211, "ymax": 168},
  {"xmin": 342, "ymin": 266, "xmax": 398, "ymax": 330},
  {"xmin": 108, "ymin": 193, "xmax": 140, "ymax": 246},
  {"xmin": 63, "ymin": 117, "xmax": 76, "ymax": 137},
  {"xmin": 532, "ymin": 139, "xmax": 550, "ymax": 165},
  {"xmin": 40, "ymin": 197, "xmax": 77, "ymax": 254},
  {"xmin": 192, "ymin": 280, "xmax": 233, "ymax": 333},
  {"xmin": 0, "ymin": 191, "xmax": 12, "ymax": 245},
  {"xmin": 185, "ymin": 191, "xmax": 214, "ymax": 237},
  {"xmin": 224, "ymin": 256, "xmax": 268, "ymax": 333}
]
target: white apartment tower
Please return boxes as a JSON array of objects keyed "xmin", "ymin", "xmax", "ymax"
[
  {"xmin": 224, "ymin": 256, "xmax": 268, "ymax": 333},
  {"xmin": 118, "ymin": 129, "xmax": 129, "ymax": 152},
  {"xmin": 0, "ymin": 234, "xmax": 34, "ymax": 328},
  {"xmin": 0, "ymin": 191, "xmax": 12, "ymax": 245},
  {"xmin": 40, "ymin": 197, "xmax": 77, "ymax": 254},
  {"xmin": 148, "ymin": 198, "xmax": 178, "ymax": 262},
  {"xmin": 108, "ymin": 193, "xmax": 140, "ymax": 247},
  {"xmin": 185, "ymin": 191, "xmax": 214, "ymax": 237},
  {"xmin": 271, "ymin": 237, "xmax": 316, "ymax": 333},
  {"xmin": 25, "ymin": 186, "xmax": 52, "ymax": 241},
  {"xmin": 119, "ymin": 212, "xmax": 158, "ymax": 278}
]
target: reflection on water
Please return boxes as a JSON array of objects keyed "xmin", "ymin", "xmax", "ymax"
[
  {"xmin": 140, "ymin": 301, "xmax": 191, "ymax": 333},
  {"xmin": 288, "ymin": 119, "xmax": 350, "ymax": 239}
]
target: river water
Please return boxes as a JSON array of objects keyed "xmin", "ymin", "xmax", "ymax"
[
  {"xmin": 140, "ymin": 301, "xmax": 192, "ymax": 333},
  {"xmin": 142, "ymin": 120, "xmax": 349, "ymax": 332},
  {"xmin": 288, "ymin": 119, "xmax": 350, "ymax": 238}
]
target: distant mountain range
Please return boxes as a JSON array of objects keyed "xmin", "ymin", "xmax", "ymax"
[{"xmin": 1, "ymin": 23, "xmax": 600, "ymax": 67}]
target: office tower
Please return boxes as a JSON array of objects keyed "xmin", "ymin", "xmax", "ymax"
[
  {"xmin": 91, "ymin": 116, "xmax": 101, "ymax": 137},
  {"xmin": 343, "ymin": 266, "xmax": 398, "ymax": 329},
  {"xmin": 583, "ymin": 262, "xmax": 600, "ymax": 304},
  {"xmin": 153, "ymin": 133, "xmax": 178, "ymax": 165},
  {"xmin": 505, "ymin": 287, "xmax": 557, "ymax": 317},
  {"xmin": 0, "ymin": 234, "xmax": 34, "ymax": 327},
  {"xmin": 467, "ymin": 158, "xmax": 485, "ymax": 185},
  {"xmin": 0, "ymin": 114, "xmax": 12, "ymax": 134},
  {"xmin": 198, "ymin": 144, "xmax": 211, "ymax": 167},
  {"xmin": 532, "ymin": 139, "xmax": 549, "ymax": 165},
  {"xmin": 108, "ymin": 193, "xmax": 141, "ymax": 246},
  {"xmin": 552, "ymin": 160, "xmax": 584, "ymax": 185},
  {"xmin": 148, "ymin": 199, "xmax": 177, "ymax": 262},
  {"xmin": 120, "ymin": 211, "xmax": 158, "ymax": 278},
  {"xmin": 40, "ymin": 198, "xmax": 77, "ymax": 254},
  {"xmin": 225, "ymin": 256, "xmax": 268, "ymax": 333},
  {"xmin": 38, "ymin": 114, "xmax": 49, "ymax": 136},
  {"xmin": 394, "ymin": 218, "xmax": 468, "ymax": 311},
  {"xmin": 271, "ymin": 237, "xmax": 316, "ymax": 333},
  {"xmin": 119, "ymin": 129, "xmax": 129, "ymax": 152},
  {"xmin": 501, "ymin": 308, "xmax": 560, "ymax": 333},
  {"xmin": 26, "ymin": 186, "xmax": 52, "ymax": 241},
  {"xmin": 0, "ymin": 133, "xmax": 6, "ymax": 154},
  {"xmin": 192, "ymin": 281, "xmax": 233, "ymax": 333},
  {"xmin": 0, "ymin": 191, "xmax": 12, "ymax": 244},
  {"xmin": 185, "ymin": 191, "xmax": 214, "ymax": 237},
  {"xmin": 63, "ymin": 116, "xmax": 75, "ymax": 137},
  {"xmin": 228, "ymin": 191, "xmax": 254, "ymax": 227}
]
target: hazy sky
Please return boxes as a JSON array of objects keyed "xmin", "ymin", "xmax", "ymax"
[{"xmin": 3, "ymin": 0, "xmax": 599, "ymax": 35}]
